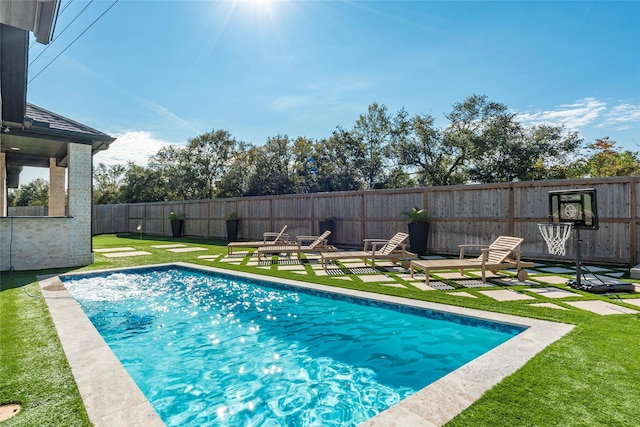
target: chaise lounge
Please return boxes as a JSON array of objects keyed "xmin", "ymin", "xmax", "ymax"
[
  {"xmin": 227, "ymin": 225, "xmax": 290, "ymax": 255},
  {"xmin": 256, "ymin": 230, "xmax": 337, "ymax": 261},
  {"xmin": 320, "ymin": 232, "xmax": 415, "ymax": 269},
  {"xmin": 409, "ymin": 235, "xmax": 534, "ymax": 285}
]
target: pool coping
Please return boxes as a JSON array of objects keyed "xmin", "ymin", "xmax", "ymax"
[{"xmin": 40, "ymin": 262, "xmax": 575, "ymax": 427}]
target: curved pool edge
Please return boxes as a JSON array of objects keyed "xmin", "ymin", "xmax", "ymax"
[{"xmin": 41, "ymin": 262, "xmax": 574, "ymax": 427}]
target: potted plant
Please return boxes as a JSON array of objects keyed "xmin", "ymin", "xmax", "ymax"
[
  {"xmin": 318, "ymin": 216, "xmax": 337, "ymax": 245},
  {"xmin": 401, "ymin": 207, "xmax": 430, "ymax": 256},
  {"xmin": 226, "ymin": 212, "xmax": 239, "ymax": 242},
  {"xmin": 168, "ymin": 211, "xmax": 184, "ymax": 238}
]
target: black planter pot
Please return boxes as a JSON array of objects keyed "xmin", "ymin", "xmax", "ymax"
[
  {"xmin": 226, "ymin": 219, "xmax": 239, "ymax": 242},
  {"xmin": 318, "ymin": 221, "xmax": 335, "ymax": 244},
  {"xmin": 170, "ymin": 219, "xmax": 183, "ymax": 238},
  {"xmin": 407, "ymin": 222, "xmax": 430, "ymax": 256}
]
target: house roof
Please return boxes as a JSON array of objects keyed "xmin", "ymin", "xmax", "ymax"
[
  {"xmin": 0, "ymin": 0, "xmax": 59, "ymax": 44},
  {"xmin": 2, "ymin": 103, "xmax": 116, "ymax": 169}
]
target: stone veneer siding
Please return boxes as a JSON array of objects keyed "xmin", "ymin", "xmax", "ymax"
[
  {"xmin": 49, "ymin": 157, "xmax": 66, "ymax": 216},
  {"xmin": 0, "ymin": 217, "xmax": 71, "ymax": 271},
  {"xmin": 0, "ymin": 143, "xmax": 93, "ymax": 271},
  {"xmin": 67, "ymin": 143, "xmax": 93, "ymax": 267}
]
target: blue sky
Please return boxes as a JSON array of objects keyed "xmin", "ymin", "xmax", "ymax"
[{"xmin": 24, "ymin": 0, "xmax": 640, "ymax": 181}]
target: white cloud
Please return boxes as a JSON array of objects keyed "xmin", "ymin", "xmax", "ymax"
[
  {"xmin": 93, "ymin": 131, "xmax": 179, "ymax": 167},
  {"xmin": 600, "ymin": 104, "xmax": 640, "ymax": 130},
  {"xmin": 517, "ymin": 97, "xmax": 607, "ymax": 129}
]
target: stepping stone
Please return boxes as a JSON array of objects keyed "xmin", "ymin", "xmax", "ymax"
[
  {"xmin": 94, "ymin": 247, "xmax": 135, "ymax": 253},
  {"xmin": 446, "ymin": 291, "xmax": 477, "ymax": 298},
  {"xmin": 564, "ymin": 300, "xmax": 639, "ymax": 315},
  {"xmin": 601, "ymin": 271, "xmax": 625, "ymax": 278},
  {"xmin": 525, "ymin": 287, "xmax": 580, "ymax": 299},
  {"xmin": 538, "ymin": 267, "xmax": 575, "ymax": 274},
  {"xmin": 167, "ymin": 247, "xmax": 208, "ymax": 253},
  {"xmin": 408, "ymin": 281, "xmax": 435, "ymax": 291},
  {"xmin": 381, "ymin": 283, "xmax": 407, "ymax": 288},
  {"xmin": 534, "ymin": 275, "xmax": 571, "ymax": 285},
  {"xmin": 581, "ymin": 265, "xmax": 612, "ymax": 273},
  {"xmin": 102, "ymin": 251, "xmax": 151, "ymax": 258},
  {"xmin": 493, "ymin": 277, "xmax": 539, "ymax": 286},
  {"xmin": 358, "ymin": 274, "xmax": 396, "ymax": 283},
  {"xmin": 277, "ymin": 265, "xmax": 306, "ymax": 271},
  {"xmin": 479, "ymin": 289, "xmax": 535, "ymax": 301},
  {"xmin": 197, "ymin": 255, "xmax": 218, "ymax": 259},
  {"xmin": 151, "ymin": 244, "xmax": 187, "ymax": 249},
  {"xmin": 621, "ymin": 298, "xmax": 640, "ymax": 308},
  {"xmin": 529, "ymin": 302, "xmax": 568, "ymax": 310}
]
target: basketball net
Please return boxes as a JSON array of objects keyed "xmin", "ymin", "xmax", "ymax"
[{"xmin": 538, "ymin": 223, "xmax": 573, "ymax": 256}]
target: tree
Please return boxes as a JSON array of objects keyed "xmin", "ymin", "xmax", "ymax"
[
  {"xmin": 215, "ymin": 142, "xmax": 258, "ymax": 198},
  {"xmin": 395, "ymin": 113, "xmax": 466, "ymax": 186},
  {"xmin": 582, "ymin": 137, "xmax": 640, "ymax": 177},
  {"xmin": 149, "ymin": 129, "xmax": 239, "ymax": 200},
  {"xmin": 10, "ymin": 178, "xmax": 49, "ymax": 206},
  {"xmin": 93, "ymin": 163, "xmax": 125, "ymax": 204},
  {"xmin": 352, "ymin": 102, "xmax": 394, "ymax": 189},
  {"xmin": 245, "ymin": 135, "xmax": 297, "ymax": 196},
  {"xmin": 313, "ymin": 129, "xmax": 364, "ymax": 192},
  {"xmin": 119, "ymin": 163, "xmax": 170, "ymax": 203}
]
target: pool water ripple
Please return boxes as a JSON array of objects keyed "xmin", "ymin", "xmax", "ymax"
[{"xmin": 62, "ymin": 266, "xmax": 522, "ymax": 427}]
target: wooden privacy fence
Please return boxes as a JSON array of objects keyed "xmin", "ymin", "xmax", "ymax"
[{"xmin": 92, "ymin": 177, "xmax": 640, "ymax": 267}]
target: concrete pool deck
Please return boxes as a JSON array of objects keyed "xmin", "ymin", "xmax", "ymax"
[{"xmin": 40, "ymin": 262, "xmax": 575, "ymax": 427}]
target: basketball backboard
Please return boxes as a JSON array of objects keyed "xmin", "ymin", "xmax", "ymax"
[{"xmin": 548, "ymin": 188, "xmax": 598, "ymax": 230}]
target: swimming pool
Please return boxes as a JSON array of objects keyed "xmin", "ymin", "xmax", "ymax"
[{"xmin": 61, "ymin": 264, "xmax": 526, "ymax": 427}]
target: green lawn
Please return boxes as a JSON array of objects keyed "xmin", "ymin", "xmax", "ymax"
[{"xmin": 1, "ymin": 234, "xmax": 639, "ymax": 426}]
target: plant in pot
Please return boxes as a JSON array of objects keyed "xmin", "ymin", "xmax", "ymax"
[
  {"xmin": 226, "ymin": 212, "xmax": 239, "ymax": 242},
  {"xmin": 401, "ymin": 207, "xmax": 430, "ymax": 257},
  {"xmin": 168, "ymin": 211, "xmax": 184, "ymax": 238},
  {"xmin": 318, "ymin": 216, "xmax": 337, "ymax": 245}
]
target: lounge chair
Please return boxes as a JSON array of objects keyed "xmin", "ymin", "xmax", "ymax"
[
  {"xmin": 320, "ymin": 232, "xmax": 415, "ymax": 269},
  {"xmin": 227, "ymin": 225, "xmax": 289, "ymax": 255},
  {"xmin": 409, "ymin": 235, "xmax": 534, "ymax": 285},
  {"xmin": 257, "ymin": 230, "xmax": 337, "ymax": 261}
]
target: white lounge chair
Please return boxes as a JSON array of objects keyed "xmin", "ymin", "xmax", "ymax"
[
  {"xmin": 227, "ymin": 225, "xmax": 289, "ymax": 255},
  {"xmin": 320, "ymin": 232, "xmax": 414, "ymax": 269},
  {"xmin": 257, "ymin": 230, "xmax": 336, "ymax": 260},
  {"xmin": 409, "ymin": 235, "xmax": 534, "ymax": 285}
]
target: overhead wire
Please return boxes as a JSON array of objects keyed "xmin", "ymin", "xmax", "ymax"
[
  {"xmin": 28, "ymin": 0, "xmax": 120, "ymax": 84},
  {"xmin": 29, "ymin": 0, "xmax": 95, "ymax": 66}
]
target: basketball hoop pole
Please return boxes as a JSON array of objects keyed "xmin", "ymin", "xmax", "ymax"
[{"xmin": 575, "ymin": 228, "xmax": 583, "ymax": 287}]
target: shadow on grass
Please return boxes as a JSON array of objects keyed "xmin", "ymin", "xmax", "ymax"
[
  {"xmin": 0, "ymin": 267, "xmax": 80, "ymax": 292},
  {"xmin": 115, "ymin": 233, "xmax": 228, "ymax": 246}
]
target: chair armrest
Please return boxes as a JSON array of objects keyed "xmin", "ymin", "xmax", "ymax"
[
  {"xmin": 480, "ymin": 248, "xmax": 490, "ymax": 263},
  {"xmin": 363, "ymin": 238, "xmax": 387, "ymax": 251},
  {"xmin": 263, "ymin": 232, "xmax": 289, "ymax": 243},
  {"xmin": 459, "ymin": 244, "xmax": 489, "ymax": 258}
]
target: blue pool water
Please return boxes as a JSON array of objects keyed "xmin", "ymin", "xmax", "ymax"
[{"xmin": 62, "ymin": 266, "xmax": 524, "ymax": 427}]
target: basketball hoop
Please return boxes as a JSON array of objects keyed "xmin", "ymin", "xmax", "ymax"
[{"xmin": 538, "ymin": 222, "xmax": 573, "ymax": 256}]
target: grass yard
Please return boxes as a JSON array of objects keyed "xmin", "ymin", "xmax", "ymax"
[{"xmin": 1, "ymin": 233, "xmax": 640, "ymax": 426}]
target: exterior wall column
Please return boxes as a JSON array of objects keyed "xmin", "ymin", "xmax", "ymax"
[
  {"xmin": 67, "ymin": 142, "xmax": 93, "ymax": 266},
  {"xmin": 0, "ymin": 152, "xmax": 6, "ymax": 216},
  {"xmin": 49, "ymin": 158, "xmax": 66, "ymax": 216}
]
